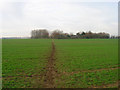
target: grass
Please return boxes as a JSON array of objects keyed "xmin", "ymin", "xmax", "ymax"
[
  {"xmin": 54, "ymin": 39, "xmax": 118, "ymax": 88},
  {"xmin": 2, "ymin": 39, "xmax": 51, "ymax": 88},
  {"xmin": 56, "ymin": 69, "xmax": 118, "ymax": 88},
  {"xmin": 2, "ymin": 39, "xmax": 119, "ymax": 88}
]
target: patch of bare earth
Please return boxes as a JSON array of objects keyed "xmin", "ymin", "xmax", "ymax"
[
  {"xmin": 62, "ymin": 67, "xmax": 120, "ymax": 75},
  {"xmin": 43, "ymin": 40, "xmax": 57, "ymax": 88}
]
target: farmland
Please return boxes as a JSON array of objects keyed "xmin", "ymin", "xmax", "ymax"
[
  {"xmin": 54, "ymin": 39, "xmax": 119, "ymax": 88},
  {"xmin": 2, "ymin": 39, "xmax": 51, "ymax": 88},
  {"xmin": 2, "ymin": 39, "xmax": 119, "ymax": 88}
]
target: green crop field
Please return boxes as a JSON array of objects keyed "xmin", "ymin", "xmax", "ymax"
[
  {"xmin": 54, "ymin": 39, "xmax": 119, "ymax": 88},
  {"xmin": 2, "ymin": 39, "xmax": 51, "ymax": 88},
  {"xmin": 2, "ymin": 39, "xmax": 119, "ymax": 88}
]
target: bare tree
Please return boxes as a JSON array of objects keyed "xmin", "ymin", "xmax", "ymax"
[
  {"xmin": 51, "ymin": 30, "xmax": 64, "ymax": 39},
  {"xmin": 31, "ymin": 29, "xmax": 110, "ymax": 39},
  {"xmin": 31, "ymin": 29, "xmax": 49, "ymax": 39}
]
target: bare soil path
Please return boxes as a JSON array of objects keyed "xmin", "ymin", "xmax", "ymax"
[
  {"xmin": 43, "ymin": 40, "xmax": 56, "ymax": 88},
  {"xmin": 62, "ymin": 67, "xmax": 120, "ymax": 76}
]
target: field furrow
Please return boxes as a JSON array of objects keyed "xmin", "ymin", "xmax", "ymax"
[
  {"xmin": 2, "ymin": 39, "xmax": 118, "ymax": 88},
  {"xmin": 43, "ymin": 40, "xmax": 57, "ymax": 88}
]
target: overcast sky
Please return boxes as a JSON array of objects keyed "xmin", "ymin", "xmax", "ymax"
[{"xmin": 0, "ymin": 0, "xmax": 119, "ymax": 37}]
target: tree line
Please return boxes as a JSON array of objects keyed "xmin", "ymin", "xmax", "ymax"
[{"xmin": 31, "ymin": 29, "xmax": 119, "ymax": 39}]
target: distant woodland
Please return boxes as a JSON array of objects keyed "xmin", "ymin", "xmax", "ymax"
[{"xmin": 31, "ymin": 29, "xmax": 119, "ymax": 39}]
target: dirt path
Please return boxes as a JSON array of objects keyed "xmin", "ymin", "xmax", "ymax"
[
  {"xmin": 44, "ymin": 40, "xmax": 56, "ymax": 88},
  {"xmin": 62, "ymin": 67, "xmax": 120, "ymax": 76}
]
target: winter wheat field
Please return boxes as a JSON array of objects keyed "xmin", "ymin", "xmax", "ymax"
[{"xmin": 2, "ymin": 39, "xmax": 119, "ymax": 88}]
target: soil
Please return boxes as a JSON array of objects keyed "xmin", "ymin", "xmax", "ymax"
[
  {"xmin": 62, "ymin": 67, "xmax": 120, "ymax": 76},
  {"xmin": 43, "ymin": 40, "xmax": 56, "ymax": 88}
]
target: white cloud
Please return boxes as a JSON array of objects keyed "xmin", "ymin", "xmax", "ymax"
[{"xmin": 0, "ymin": 1, "xmax": 118, "ymax": 37}]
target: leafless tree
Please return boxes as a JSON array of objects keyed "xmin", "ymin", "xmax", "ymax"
[
  {"xmin": 51, "ymin": 30, "xmax": 64, "ymax": 39},
  {"xmin": 31, "ymin": 29, "xmax": 49, "ymax": 39}
]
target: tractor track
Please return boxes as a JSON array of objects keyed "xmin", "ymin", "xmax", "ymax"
[{"xmin": 43, "ymin": 40, "xmax": 56, "ymax": 88}]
